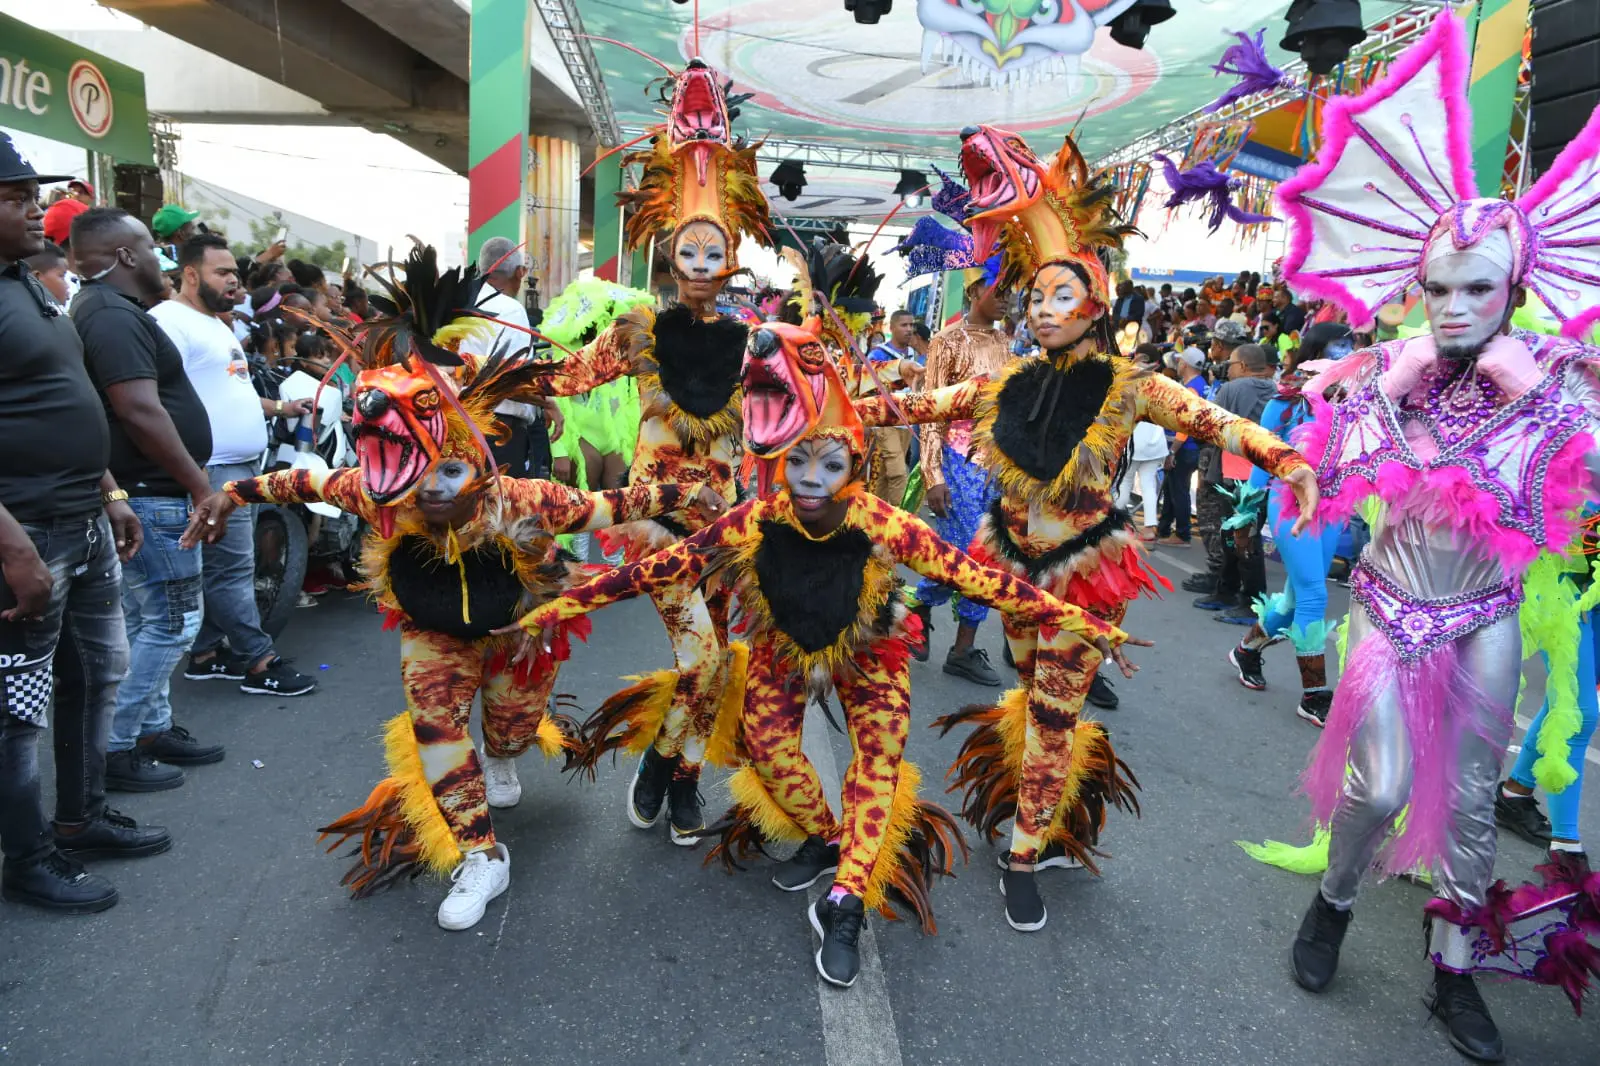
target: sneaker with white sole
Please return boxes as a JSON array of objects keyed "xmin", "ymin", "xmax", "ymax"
[
  {"xmin": 994, "ymin": 841, "xmax": 1085, "ymax": 872},
  {"xmin": 483, "ymin": 755, "xmax": 521, "ymax": 809},
  {"xmin": 437, "ymin": 844, "xmax": 510, "ymax": 931}
]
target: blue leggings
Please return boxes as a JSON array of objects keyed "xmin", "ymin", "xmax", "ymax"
[
  {"xmin": 1509, "ymin": 613, "xmax": 1598, "ymax": 841},
  {"xmin": 1257, "ymin": 493, "xmax": 1343, "ymax": 649}
]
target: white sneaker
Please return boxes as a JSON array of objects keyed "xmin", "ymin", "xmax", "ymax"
[
  {"xmin": 483, "ymin": 754, "xmax": 522, "ymax": 808},
  {"xmin": 437, "ymin": 844, "xmax": 510, "ymax": 931}
]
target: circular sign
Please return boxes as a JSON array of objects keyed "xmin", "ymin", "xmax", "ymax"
[{"xmin": 67, "ymin": 61, "xmax": 114, "ymax": 140}]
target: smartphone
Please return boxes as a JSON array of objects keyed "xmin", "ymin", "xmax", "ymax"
[{"xmin": 273, "ymin": 225, "xmax": 288, "ymax": 246}]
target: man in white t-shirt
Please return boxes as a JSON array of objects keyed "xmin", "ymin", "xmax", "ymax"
[
  {"xmin": 150, "ymin": 234, "xmax": 316, "ymax": 697},
  {"xmin": 458, "ymin": 237, "xmax": 559, "ymax": 477}
]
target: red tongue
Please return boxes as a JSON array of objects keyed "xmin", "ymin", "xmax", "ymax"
[{"xmin": 375, "ymin": 507, "xmax": 395, "ymax": 538}]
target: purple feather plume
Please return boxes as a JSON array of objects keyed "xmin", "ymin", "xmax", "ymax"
[
  {"xmin": 928, "ymin": 164, "xmax": 971, "ymax": 221},
  {"xmin": 892, "ymin": 217, "xmax": 976, "ymax": 278},
  {"xmin": 1205, "ymin": 28, "xmax": 1291, "ymax": 114},
  {"xmin": 1155, "ymin": 154, "xmax": 1278, "ymax": 234}
]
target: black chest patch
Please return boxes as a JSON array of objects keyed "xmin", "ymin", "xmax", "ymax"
[
  {"xmin": 652, "ymin": 304, "xmax": 747, "ymax": 418},
  {"xmin": 991, "ymin": 357, "xmax": 1115, "ymax": 483},
  {"xmin": 753, "ymin": 520, "xmax": 872, "ymax": 653},
  {"xmin": 387, "ymin": 535, "xmax": 523, "ymax": 639}
]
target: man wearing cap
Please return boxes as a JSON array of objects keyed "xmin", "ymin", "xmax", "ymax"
[
  {"xmin": 1191, "ymin": 319, "xmax": 1253, "ymax": 609},
  {"xmin": 0, "ymin": 133, "xmax": 168, "ymax": 915},
  {"xmin": 71, "ymin": 207, "xmax": 226, "ymax": 793},
  {"xmin": 1156, "ymin": 345, "xmax": 1210, "ymax": 549},
  {"xmin": 150, "ymin": 204, "xmax": 199, "ymax": 249}
]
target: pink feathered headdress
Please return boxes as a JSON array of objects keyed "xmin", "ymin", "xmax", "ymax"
[{"xmin": 1278, "ymin": 13, "xmax": 1600, "ymax": 339}]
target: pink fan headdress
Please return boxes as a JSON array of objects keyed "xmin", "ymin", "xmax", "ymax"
[{"xmin": 1278, "ymin": 13, "xmax": 1600, "ymax": 338}]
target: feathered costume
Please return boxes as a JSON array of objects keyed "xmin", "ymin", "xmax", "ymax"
[
  {"xmin": 1267, "ymin": 13, "xmax": 1600, "ymax": 1021},
  {"xmin": 881, "ymin": 127, "xmax": 1308, "ymax": 884},
  {"xmin": 220, "ymin": 247, "xmax": 713, "ymax": 900},
  {"xmin": 512, "ymin": 323, "xmax": 1127, "ymax": 946}
]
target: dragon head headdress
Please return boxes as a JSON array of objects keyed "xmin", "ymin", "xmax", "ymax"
[
  {"xmin": 957, "ymin": 124, "xmax": 1136, "ymax": 309},
  {"xmin": 617, "ymin": 58, "xmax": 774, "ymax": 281},
  {"xmin": 740, "ymin": 322, "xmax": 866, "ymax": 497}
]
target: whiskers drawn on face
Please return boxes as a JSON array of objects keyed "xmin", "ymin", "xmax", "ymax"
[
  {"xmin": 1028, "ymin": 263, "xmax": 1096, "ymax": 350},
  {"xmin": 674, "ymin": 220, "xmax": 728, "ymax": 285}
]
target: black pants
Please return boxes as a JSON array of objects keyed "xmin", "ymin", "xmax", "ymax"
[
  {"xmin": 0, "ymin": 512, "xmax": 129, "ymax": 862},
  {"xmin": 1157, "ymin": 447, "xmax": 1199, "ymax": 540}
]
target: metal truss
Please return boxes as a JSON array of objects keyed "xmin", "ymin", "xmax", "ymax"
[
  {"xmin": 534, "ymin": 0, "xmax": 622, "ymax": 146},
  {"xmin": 1092, "ymin": 4, "xmax": 1444, "ymax": 170},
  {"xmin": 617, "ymin": 127, "xmax": 926, "ymax": 174}
]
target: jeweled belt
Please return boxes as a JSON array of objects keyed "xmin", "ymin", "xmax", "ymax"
[{"xmin": 1349, "ymin": 562, "xmax": 1521, "ymax": 665}]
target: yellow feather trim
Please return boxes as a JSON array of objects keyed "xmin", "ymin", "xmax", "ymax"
[
  {"xmin": 535, "ymin": 714, "xmax": 570, "ymax": 758},
  {"xmin": 971, "ymin": 354, "xmax": 1143, "ymax": 509},
  {"xmin": 432, "ymin": 317, "xmax": 496, "ymax": 352},
  {"xmin": 612, "ymin": 668, "xmax": 679, "ymax": 756},
  {"xmin": 993, "ymin": 686, "xmax": 1030, "ymax": 773},
  {"xmin": 728, "ymin": 765, "xmax": 809, "ymax": 844},
  {"xmin": 705, "ymin": 641, "xmax": 751, "ymax": 768},
  {"xmin": 860, "ymin": 761, "xmax": 923, "ymax": 914},
  {"xmin": 380, "ymin": 712, "xmax": 463, "ymax": 874}
]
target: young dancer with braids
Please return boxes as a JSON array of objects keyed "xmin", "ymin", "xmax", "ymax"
[
  {"xmin": 499, "ymin": 322, "xmax": 1144, "ymax": 982},
  {"xmin": 183, "ymin": 247, "xmax": 725, "ymax": 932}
]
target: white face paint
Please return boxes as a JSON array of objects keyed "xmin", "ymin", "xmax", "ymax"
[
  {"xmin": 1027, "ymin": 263, "xmax": 1095, "ymax": 351},
  {"xmin": 1422, "ymin": 250, "xmax": 1514, "ymax": 356},
  {"xmin": 784, "ymin": 437, "xmax": 851, "ymax": 519},
  {"xmin": 673, "ymin": 220, "xmax": 728, "ymax": 303}
]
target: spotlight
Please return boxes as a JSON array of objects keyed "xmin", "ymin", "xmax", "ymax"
[
  {"xmin": 769, "ymin": 159, "xmax": 808, "ymax": 202},
  {"xmin": 844, "ymin": 0, "xmax": 892, "ymax": 26},
  {"xmin": 1281, "ymin": 0, "xmax": 1367, "ymax": 77},
  {"xmin": 894, "ymin": 169, "xmax": 929, "ymax": 209},
  {"xmin": 1108, "ymin": 0, "xmax": 1176, "ymax": 51}
]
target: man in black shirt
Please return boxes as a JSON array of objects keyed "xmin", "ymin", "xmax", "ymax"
[
  {"xmin": 72, "ymin": 207, "xmax": 225, "ymax": 792},
  {"xmin": 0, "ymin": 134, "xmax": 167, "ymax": 916}
]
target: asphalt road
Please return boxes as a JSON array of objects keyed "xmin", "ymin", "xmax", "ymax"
[{"xmin": 3, "ymin": 545, "xmax": 1596, "ymax": 1066}]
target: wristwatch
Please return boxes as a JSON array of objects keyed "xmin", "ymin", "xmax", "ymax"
[{"xmin": 102, "ymin": 489, "xmax": 130, "ymax": 505}]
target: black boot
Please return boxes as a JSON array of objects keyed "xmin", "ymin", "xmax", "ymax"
[
  {"xmin": 1182, "ymin": 569, "xmax": 1219, "ymax": 594},
  {"xmin": 909, "ymin": 602, "xmax": 932, "ymax": 663},
  {"xmin": 104, "ymin": 749, "xmax": 184, "ymax": 792},
  {"xmin": 667, "ymin": 761, "xmax": 705, "ymax": 846},
  {"xmin": 1, "ymin": 849, "xmax": 118, "ymax": 913},
  {"xmin": 1493, "ymin": 785, "xmax": 1552, "ymax": 845},
  {"xmin": 1086, "ymin": 671, "xmax": 1119, "ymax": 710},
  {"xmin": 1292, "ymin": 891, "xmax": 1352, "ymax": 992},
  {"xmin": 809, "ymin": 893, "xmax": 865, "ymax": 987},
  {"xmin": 1000, "ymin": 867, "xmax": 1047, "ymax": 931},
  {"xmin": 627, "ymin": 747, "xmax": 674, "ymax": 829},
  {"xmin": 1426, "ymin": 969, "xmax": 1505, "ymax": 1062},
  {"xmin": 773, "ymin": 835, "xmax": 840, "ymax": 892},
  {"xmin": 54, "ymin": 809, "xmax": 171, "ymax": 859}
]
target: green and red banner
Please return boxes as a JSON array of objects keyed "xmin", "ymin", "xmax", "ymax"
[
  {"xmin": 467, "ymin": 0, "xmax": 533, "ymax": 262},
  {"xmin": 0, "ymin": 13, "xmax": 153, "ymax": 166}
]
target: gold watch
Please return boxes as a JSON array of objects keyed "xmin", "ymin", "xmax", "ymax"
[{"xmin": 102, "ymin": 489, "xmax": 130, "ymax": 505}]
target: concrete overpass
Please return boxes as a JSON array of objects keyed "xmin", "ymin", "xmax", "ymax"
[{"xmin": 97, "ymin": 0, "xmax": 595, "ymax": 172}]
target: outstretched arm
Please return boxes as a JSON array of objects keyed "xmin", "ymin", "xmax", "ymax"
[
  {"xmin": 182, "ymin": 467, "xmax": 373, "ymax": 548},
  {"xmin": 1135, "ymin": 374, "xmax": 1308, "ymax": 480},
  {"xmin": 853, "ymin": 377, "xmax": 984, "ymax": 429},
  {"xmin": 538, "ymin": 323, "xmax": 633, "ymax": 397},
  {"xmin": 498, "ymin": 478, "xmax": 723, "ymax": 534}
]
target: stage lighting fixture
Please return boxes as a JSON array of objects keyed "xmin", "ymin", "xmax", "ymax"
[
  {"xmin": 1108, "ymin": 0, "xmax": 1176, "ymax": 51},
  {"xmin": 770, "ymin": 159, "xmax": 808, "ymax": 202},
  {"xmin": 1281, "ymin": 0, "xmax": 1367, "ymax": 77}
]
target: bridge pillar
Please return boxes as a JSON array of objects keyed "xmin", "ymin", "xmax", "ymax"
[{"xmin": 467, "ymin": 0, "xmax": 531, "ymax": 263}]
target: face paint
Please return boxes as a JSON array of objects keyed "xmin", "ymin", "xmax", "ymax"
[
  {"xmin": 415, "ymin": 456, "xmax": 484, "ymax": 521},
  {"xmin": 1027, "ymin": 263, "xmax": 1095, "ymax": 351},
  {"xmin": 784, "ymin": 437, "xmax": 852, "ymax": 519},
  {"xmin": 673, "ymin": 220, "xmax": 729, "ymax": 303},
  {"xmin": 1422, "ymin": 250, "xmax": 1514, "ymax": 359}
]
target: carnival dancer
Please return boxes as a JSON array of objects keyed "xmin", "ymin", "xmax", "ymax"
[
  {"xmin": 499, "ymin": 322, "xmax": 1143, "ymax": 983},
  {"xmin": 1270, "ymin": 15, "xmax": 1600, "ymax": 1058},
  {"xmin": 1224, "ymin": 322, "xmax": 1355, "ymax": 724},
  {"xmin": 183, "ymin": 246, "xmax": 726, "ymax": 931},
  {"xmin": 888, "ymin": 127, "xmax": 1317, "ymax": 929}
]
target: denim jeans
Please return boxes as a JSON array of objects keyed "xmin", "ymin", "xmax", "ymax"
[
  {"xmin": 1157, "ymin": 447, "xmax": 1199, "ymax": 540},
  {"xmin": 111, "ymin": 496, "xmax": 203, "ymax": 751},
  {"xmin": 194, "ymin": 461, "xmax": 273, "ymax": 666},
  {"xmin": 0, "ymin": 511, "xmax": 129, "ymax": 860}
]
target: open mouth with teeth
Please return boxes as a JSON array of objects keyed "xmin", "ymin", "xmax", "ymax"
[
  {"xmin": 669, "ymin": 64, "xmax": 730, "ymax": 150},
  {"xmin": 959, "ymin": 126, "xmax": 1046, "ymax": 261},
  {"xmin": 741, "ymin": 328, "xmax": 828, "ymax": 459},
  {"xmin": 352, "ymin": 405, "xmax": 445, "ymax": 505}
]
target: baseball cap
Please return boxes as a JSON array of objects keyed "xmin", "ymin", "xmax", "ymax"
[
  {"xmin": 151, "ymin": 203, "xmax": 200, "ymax": 239},
  {"xmin": 1213, "ymin": 319, "xmax": 1251, "ymax": 347},
  {"xmin": 1177, "ymin": 346, "xmax": 1207, "ymax": 369},
  {"xmin": 43, "ymin": 198, "xmax": 89, "ymax": 245},
  {"xmin": 0, "ymin": 132, "xmax": 73, "ymax": 185},
  {"xmin": 68, "ymin": 179, "xmax": 95, "ymax": 197}
]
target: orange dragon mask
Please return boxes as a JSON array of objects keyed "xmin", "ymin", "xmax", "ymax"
[{"xmin": 741, "ymin": 322, "xmax": 865, "ymax": 496}]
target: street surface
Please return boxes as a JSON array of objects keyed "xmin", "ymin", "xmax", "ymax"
[{"xmin": 4, "ymin": 546, "xmax": 1596, "ymax": 1066}]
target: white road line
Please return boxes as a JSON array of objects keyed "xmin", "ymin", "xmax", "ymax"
[
  {"xmin": 1150, "ymin": 547, "xmax": 1202, "ymax": 575},
  {"xmin": 1510, "ymin": 713, "xmax": 1600, "ymax": 767},
  {"xmin": 801, "ymin": 701, "xmax": 905, "ymax": 1066}
]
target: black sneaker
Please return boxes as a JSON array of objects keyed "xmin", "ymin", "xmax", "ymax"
[
  {"xmin": 667, "ymin": 763, "xmax": 704, "ymax": 846},
  {"xmin": 239, "ymin": 656, "xmax": 316, "ymax": 697},
  {"xmin": 1494, "ymin": 788, "xmax": 1552, "ymax": 846},
  {"xmin": 105, "ymin": 750, "xmax": 185, "ymax": 793},
  {"xmin": 1086, "ymin": 672, "xmax": 1119, "ymax": 710},
  {"xmin": 909, "ymin": 602, "xmax": 932, "ymax": 663},
  {"xmin": 994, "ymin": 840, "xmax": 1085, "ymax": 871},
  {"xmin": 1229, "ymin": 644, "xmax": 1266, "ymax": 690},
  {"xmin": 809, "ymin": 893, "xmax": 865, "ymax": 987},
  {"xmin": 943, "ymin": 646, "xmax": 1002, "ymax": 687},
  {"xmin": 54, "ymin": 809, "xmax": 171, "ymax": 859},
  {"xmin": 1, "ymin": 849, "xmax": 118, "ymax": 913},
  {"xmin": 999, "ymin": 868, "xmax": 1047, "ymax": 931},
  {"xmin": 138, "ymin": 724, "xmax": 225, "ymax": 765},
  {"xmin": 1291, "ymin": 891, "xmax": 1352, "ymax": 992},
  {"xmin": 773, "ymin": 835, "xmax": 840, "ymax": 892},
  {"xmin": 627, "ymin": 748, "xmax": 673, "ymax": 829},
  {"xmin": 183, "ymin": 653, "xmax": 245, "ymax": 682},
  {"xmin": 1426, "ymin": 969, "xmax": 1505, "ymax": 1063},
  {"xmin": 1297, "ymin": 690, "xmax": 1333, "ymax": 728},
  {"xmin": 1181, "ymin": 572, "xmax": 1217, "ymax": 593}
]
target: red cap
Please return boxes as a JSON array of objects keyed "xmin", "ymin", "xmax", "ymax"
[
  {"xmin": 43, "ymin": 198, "xmax": 89, "ymax": 245},
  {"xmin": 68, "ymin": 179, "xmax": 94, "ymax": 197}
]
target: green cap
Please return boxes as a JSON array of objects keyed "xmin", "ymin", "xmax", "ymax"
[{"xmin": 151, "ymin": 203, "xmax": 199, "ymax": 239}]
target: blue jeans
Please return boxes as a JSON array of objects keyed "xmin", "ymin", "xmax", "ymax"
[
  {"xmin": 1510, "ymin": 612, "xmax": 1599, "ymax": 840},
  {"xmin": 916, "ymin": 446, "xmax": 1001, "ymax": 627},
  {"xmin": 111, "ymin": 497, "xmax": 203, "ymax": 751},
  {"xmin": 0, "ymin": 512, "xmax": 129, "ymax": 859},
  {"xmin": 194, "ymin": 462, "xmax": 273, "ymax": 666}
]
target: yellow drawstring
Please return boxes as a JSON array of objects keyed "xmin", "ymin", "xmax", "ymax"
[{"xmin": 445, "ymin": 527, "xmax": 471, "ymax": 624}]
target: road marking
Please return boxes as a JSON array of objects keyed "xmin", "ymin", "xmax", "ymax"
[
  {"xmin": 1150, "ymin": 547, "xmax": 1201, "ymax": 575},
  {"xmin": 1510, "ymin": 714, "xmax": 1600, "ymax": 767},
  {"xmin": 801, "ymin": 701, "xmax": 905, "ymax": 1066}
]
